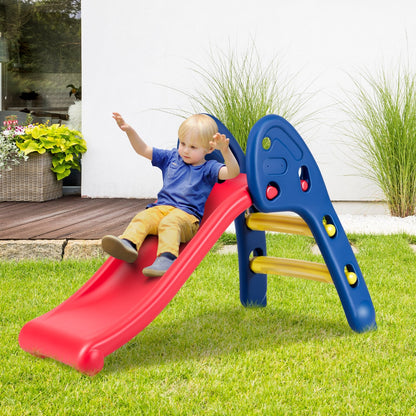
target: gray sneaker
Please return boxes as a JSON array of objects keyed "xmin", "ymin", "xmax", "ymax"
[
  {"xmin": 101, "ymin": 235, "xmax": 138, "ymax": 263},
  {"xmin": 142, "ymin": 256, "xmax": 175, "ymax": 277}
]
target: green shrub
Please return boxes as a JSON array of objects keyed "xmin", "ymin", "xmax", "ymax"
[{"xmin": 16, "ymin": 123, "xmax": 86, "ymax": 180}]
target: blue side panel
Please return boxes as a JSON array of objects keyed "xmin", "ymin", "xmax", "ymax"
[
  {"xmin": 206, "ymin": 114, "xmax": 267, "ymax": 306},
  {"xmin": 246, "ymin": 115, "xmax": 376, "ymax": 332},
  {"xmin": 205, "ymin": 114, "xmax": 246, "ymax": 173}
]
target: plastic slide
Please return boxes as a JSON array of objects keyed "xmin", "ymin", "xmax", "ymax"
[
  {"xmin": 19, "ymin": 174, "xmax": 252, "ymax": 376},
  {"xmin": 19, "ymin": 113, "xmax": 376, "ymax": 376}
]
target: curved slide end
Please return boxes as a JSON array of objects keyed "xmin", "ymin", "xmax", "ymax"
[{"xmin": 77, "ymin": 348, "xmax": 105, "ymax": 376}]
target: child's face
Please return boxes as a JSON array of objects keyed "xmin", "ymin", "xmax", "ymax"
[{"xmin": 178, "ymin": 134, "xmax": 212, "ymax": 166}]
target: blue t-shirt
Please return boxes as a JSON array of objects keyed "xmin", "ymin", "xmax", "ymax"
[{"xmin": 147, "ymin": 148, "xmax": 224, "ymax": 221}]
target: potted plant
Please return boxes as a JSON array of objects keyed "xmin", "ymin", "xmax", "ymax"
[
  {"xmin": 66, "ymin": 84, "xmax": 82, "ymax": 101},
  {"xmin": 0, "ymin": 115, "xmax": 87, "ymax": 201},
  {"xmin": 66, "ymin": 84, "xmax": 82, "ymax": 132},
  {"xmin": 0, "ymin": 116, "xmax": 29, "ymax": 173},
  {"xmin": 65, "ymin": 83, "xmax": 83, "ymax": 190}
]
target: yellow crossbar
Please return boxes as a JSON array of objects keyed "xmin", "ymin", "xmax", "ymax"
[
  {"xmin": 246, "ymin": 212, "xmax": 313, "ymax": 237},
  {"xmin": 250, "ymin": 256, "xmax": 333, "ymax": 284}
]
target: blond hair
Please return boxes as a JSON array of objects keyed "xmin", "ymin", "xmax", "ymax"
[{"xmin": 178, "ymin": 114, "xmax": 218, "ymax": 149}]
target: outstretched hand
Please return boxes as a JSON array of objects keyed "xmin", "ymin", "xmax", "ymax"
[
  {"xmin": 112, "ymin": 112, "xmax": 130, "ymax": 132},
  {"xmin": 212, "ymin": 132, "xmax": 240, "ymax": 180},
  {"xmin": 210, "ymin": 132, "xmax": 230, "ymax": 152},
  {"xmin": 111, "ymin": 112, "xmax": 153, "ymax": 160}
]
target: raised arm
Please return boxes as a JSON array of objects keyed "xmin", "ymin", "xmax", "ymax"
[
  {"xmin": 112, "ymin": 112, "xmax": 153, "ymax": 160},
  {"xmin": 210, "ymin": 132, "xmax": 240, "ymax": 180}
]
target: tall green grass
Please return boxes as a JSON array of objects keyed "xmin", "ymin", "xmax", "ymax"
[
  {"xmin": 171, "ymin": 44, "xmax": 314, "ymax": 152},
  {"xmin": 342, "ymin": 67, "xmax": 416, "ymax": 217},
  {"xmin": 2, "ymin": 234, "xmax": 416, "ymax": 415}
]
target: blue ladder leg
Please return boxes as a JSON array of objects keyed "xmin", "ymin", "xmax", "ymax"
[{"xmin": 235, "ymin": 211, "xmax": 267, "ymax": 307}]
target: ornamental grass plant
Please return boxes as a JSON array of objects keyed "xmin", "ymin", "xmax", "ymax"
[
  {"xmin": 172, "ymin": 44, "xmax": 314, "ymax": 152},
  {"xmin": 342, "ymin": 67, "xmax": 416, "ymax": 217}
]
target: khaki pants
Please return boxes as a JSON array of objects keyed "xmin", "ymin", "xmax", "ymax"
[{"xmin": 121, "ymin": 205, "xmax": 200, "ymax": 257}]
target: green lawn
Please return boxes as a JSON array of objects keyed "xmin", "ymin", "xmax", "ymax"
[{"xmin": 1, "ymin": 233, "xmax": 416, "ymax": 415}]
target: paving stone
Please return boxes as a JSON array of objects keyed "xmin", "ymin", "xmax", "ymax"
[
  {"xmin": 63, "ymin": 240, "xmax": 107, "ymax": 260},
  {"xmin": 0, "ymin": 240, "xmax": 65, "ymax": 261},
  {"xmin": 217, "ymin": 244, "xmax": 238, "ymax": 255}
]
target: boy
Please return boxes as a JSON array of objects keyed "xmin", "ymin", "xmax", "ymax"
[{"xmin": 101, "ymin": 112, "xmax": 240, "ymax": 277}]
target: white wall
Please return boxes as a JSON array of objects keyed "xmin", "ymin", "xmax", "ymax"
[{"xmin": 81, "ymin": 0, "xmax": 416, "ymax": 200}]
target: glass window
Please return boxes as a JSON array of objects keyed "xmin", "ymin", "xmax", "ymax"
[{"xmin": 0, "ymin": 0, "xmax": 81, "ymax": 122}]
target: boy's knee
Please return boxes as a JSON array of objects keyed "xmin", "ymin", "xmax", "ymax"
[{"xmin": 159, "ymin": 210, "xmax": 197, "ymax": 238}]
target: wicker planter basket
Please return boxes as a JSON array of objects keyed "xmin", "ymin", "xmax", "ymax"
[{"xmin": 0, "ymin": 153, "xmax": 63, "ymax": 202}]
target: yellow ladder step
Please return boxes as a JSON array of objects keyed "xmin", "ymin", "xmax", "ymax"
[
  {"xmin": 246, "ymin": 212, "xmax": 313, "ymax": 236},
  {"xmin": 250, "ymin": 256, "xmax": 333, "ymax": 284}
]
